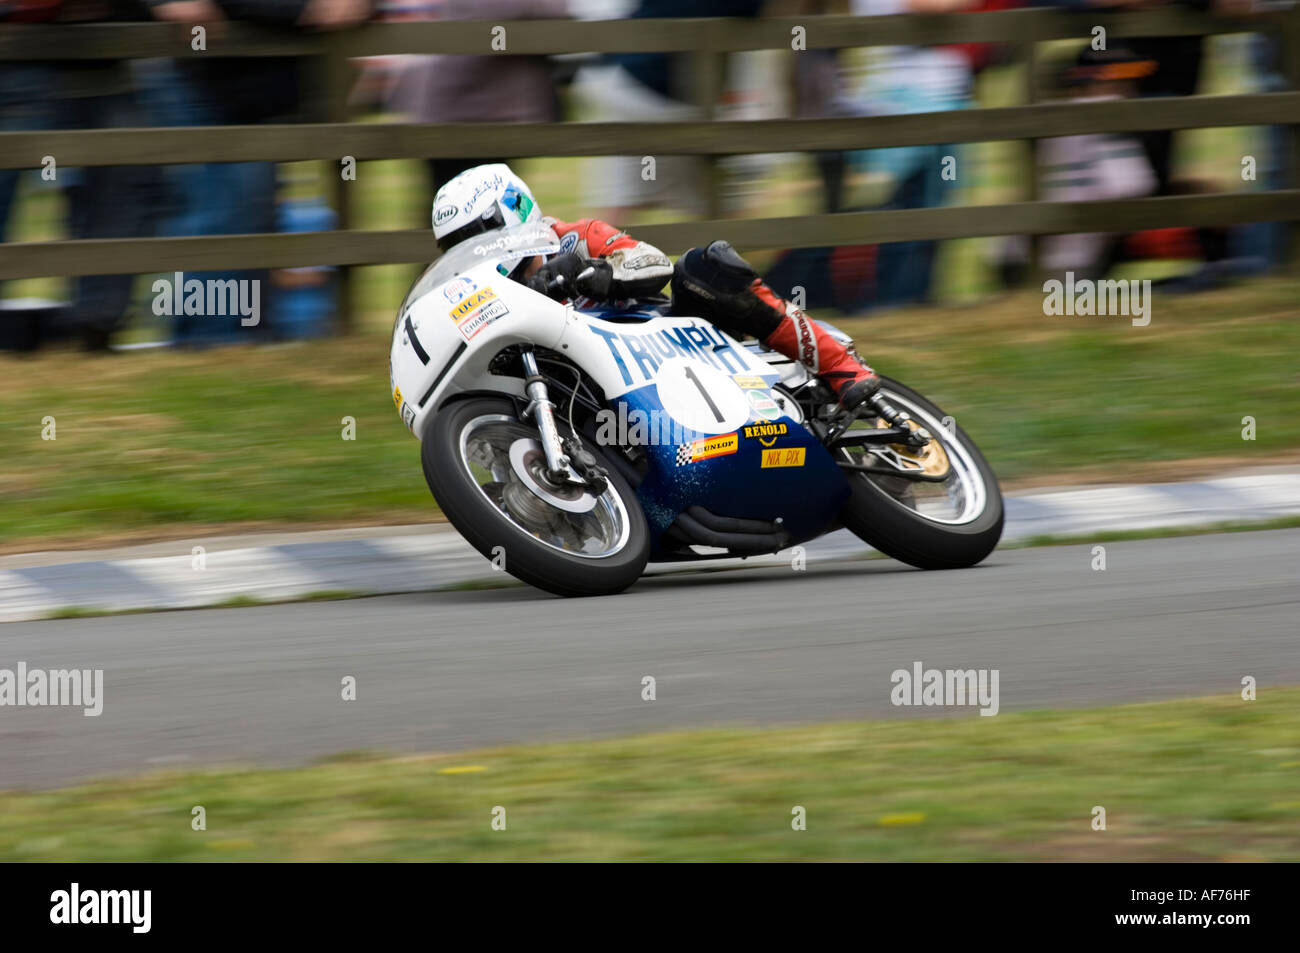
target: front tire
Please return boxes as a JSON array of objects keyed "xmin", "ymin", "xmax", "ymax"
[
  {"xmin": 422, "ymin": 396, "xmax": 650, "ymax": 596},
  {"xmin": 838, "ymin": 377, "xmax": 1003, "ymax": 570}
]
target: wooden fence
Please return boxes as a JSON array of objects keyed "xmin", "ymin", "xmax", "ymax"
[{"xmin": 0, "ymin": 8, "xmax": 1297, "ymax": 321}]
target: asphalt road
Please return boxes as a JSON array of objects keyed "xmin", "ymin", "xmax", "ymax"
[{"xmin": 2, "ymin": 529, "xmax": 1298, "ymax": 789}]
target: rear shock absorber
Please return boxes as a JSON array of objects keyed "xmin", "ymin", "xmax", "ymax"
[{"xmin": 867, "ymin": 392, "xmax": 931, "ymax": 448}]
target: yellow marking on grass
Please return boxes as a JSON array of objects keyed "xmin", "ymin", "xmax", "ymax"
[{"xmin": 879, "ymin": 813, "xmax": 926, "ymax": 826}]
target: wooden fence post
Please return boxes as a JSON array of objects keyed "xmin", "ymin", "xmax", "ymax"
[
  {"xmin": 1285, "ymin": 5, "xmax": 1300, "ymax": 269},
  {"xmin": 1020, "ymin": 36, "xmax": 1040, "ymax": 284},
  {"xmin": 316, "ymin": 34, "xmax": 355, "ymax": 331},
  {"xmin": 692, "ymin": 45, "xmax": 725, "ymax": 221}
]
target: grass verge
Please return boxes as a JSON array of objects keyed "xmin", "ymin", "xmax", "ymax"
[
  {"xmin": 3, "ymin": 275, "xmax": 1297, "ymax": 551},
  {"xmin": 2, "ymin": 689, "xmax": 1297, "ymax": 861}
]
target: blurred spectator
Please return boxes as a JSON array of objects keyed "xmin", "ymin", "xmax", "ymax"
[
  {"xmin": 1000, "ymin": 44, "xmax": 1236, "ymax": 289},
  {"xmin": 575, "ymin": 0, "xmax": 764, "ymax": 222},
  {"xmin": 1034, "ymin": 45, "xmax": 1161, "ymax": 279},
  {"xmin": 847, "ymin": 0, "xmax": 978, "ymax": 308},
  {"xmin": 787, "ymin": 0, "xmax": 1018, "ymax": 214},
  {"xmin": 383, "ymin": 0, "xmax": 570, "ymax": 195},
  {"xmin": 1057, "ymin": 0, "xmax": 1209, "ymax": 195},
  {"xmin": 771, "ymin": 0, "xmax": 1013, "ymax": 313},
  {"xmin": 137, "ymin": 0, "xmax": 371, "ymax": 345},
  {"xmin": 787, "ymin": 0, "xmax": 856, "ymax": 214},
  {"xmin": 0, "ymin": 0, "xmax": 163, "ymax": 349},
  {"xmin": 1222, "ymin": 0, "xmax": 1293, "ymax": 273},
  {"xmin": 272, "ymin": 192, "xmax": 337, "ymax": 339}
]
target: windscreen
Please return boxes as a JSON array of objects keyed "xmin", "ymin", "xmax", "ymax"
[{"xmin": 398, "ymin": 222, "xmax": 563, "ymax": 324}]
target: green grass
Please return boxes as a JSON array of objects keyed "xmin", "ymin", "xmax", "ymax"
[
  {"xmin": 2, "ymin": 274, "xmax": 1296, "ymax": 549},
  {"xmin": 43, "ymin": 605, "xmax": 119, "ymax": 620},
  {"xmin": 439, "ymin": 576, "xmax": 526, "ymax": 592},
  {"xmin": 42, "ymin": 589, "xmax": 371, "ymax": 620},
  {"xmin": 832, "ymin": 276, "xmax": 1300, "ymax": 483},
  {"xmin": 3, "ymin": 689, "xmax": 1297, "ymax": 861}
]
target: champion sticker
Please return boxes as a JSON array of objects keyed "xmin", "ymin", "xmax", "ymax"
[{"xmin": 456, "ymin": 299, "xmax": 510, "ymax": 341}]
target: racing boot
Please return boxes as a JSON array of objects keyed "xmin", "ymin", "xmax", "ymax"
[
  {"xmin": 673, "ymin": 241, "xmax": 881, "ymax": 411},
  {"xmin": 758, "ymin": 294, "xmax": 881, "ymax": 411}
]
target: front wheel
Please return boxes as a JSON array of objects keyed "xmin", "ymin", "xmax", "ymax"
[
  {"xmin": 422, "ymin": 396, "xmax": 650, "ymax": 596},
  {"xmin": 837, "ymin": 377, "xmax": 1003, "ymax": 569}
]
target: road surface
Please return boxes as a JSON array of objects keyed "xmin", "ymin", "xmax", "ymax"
[{"xmin": 1, "ymin": 529, "xmax": 1297, "ymax": 789}]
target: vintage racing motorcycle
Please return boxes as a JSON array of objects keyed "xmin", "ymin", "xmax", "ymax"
[{"xmin": 390, "ymin": 223, "xmax": 1003, "ymax": 596}]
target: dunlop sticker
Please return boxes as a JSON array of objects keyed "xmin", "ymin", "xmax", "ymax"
[{"xmin": 675, "ymin": 433, "xmax": 739, "ymax": 467}]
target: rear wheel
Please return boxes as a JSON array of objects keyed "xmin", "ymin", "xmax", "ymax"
[
  {"xmin": 837, "ymin": 377, "xmax": 1003, "ymax": 569},
  {"xmin": 422, "ymin": 396, "xmax": 650, "ymax": 596}
]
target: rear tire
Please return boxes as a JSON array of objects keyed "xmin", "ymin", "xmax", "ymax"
[
  {"xmin": 838, "ymin": 377, "xmax": 1003, "ymax": 570},
  {"xmin": 422, "ymin": 396, "xmax": 650, "ymax": 596}
]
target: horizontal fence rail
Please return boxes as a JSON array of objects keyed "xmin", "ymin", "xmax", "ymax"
[
  {"xmin": 1, "ymin": 93, "xmax": 1297, "ymax": 169},
  {"xmin": 5, "ymin": 193, "xmax": 1298, "ymax": 280},
  {"xmin": 0, "ymin": 9, "xmax": 1296, "ymax": 286}
]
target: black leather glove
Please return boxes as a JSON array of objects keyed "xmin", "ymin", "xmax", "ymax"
[
  {"xmin": 526, "ymin": 253, "xmax": 614, "ymax": 301},
  {"xmin": 525, "ymin": 253, "xmax": 581, "ymax": 299},
  {"xmin": 573, "ymin": 258, "xmax": 614, "ymax": 299}
]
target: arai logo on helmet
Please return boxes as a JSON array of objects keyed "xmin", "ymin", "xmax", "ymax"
[{"xmin": 433, "ymin": 205, "xmax": 457, "ymax": 227}]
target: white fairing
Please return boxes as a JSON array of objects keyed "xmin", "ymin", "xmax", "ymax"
[
  {"xmin": 390, "ymin": 268, "xmax": 785, "ymax": 444},
  {"xmin": 390, "ymin": 260, "xmax": 569, "ymax": 440}
]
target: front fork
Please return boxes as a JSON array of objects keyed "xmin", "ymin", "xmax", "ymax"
[
  {"xmin": 520, "ymin": 349, "xmax": 570, "ymax": 482},
  {"xmin": 519, "ymin": 348, "xmax": 609, "ymax": 495}
]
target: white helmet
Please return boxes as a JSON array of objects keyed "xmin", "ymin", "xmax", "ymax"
[{"xmin": 432, "ymin": 163, "xmax": 541, "ymax": 254}]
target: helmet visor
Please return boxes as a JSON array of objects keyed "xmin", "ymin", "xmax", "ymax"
[{"xmin": 436, "ymin": 202, "xmax": 507, "ymax": 253}]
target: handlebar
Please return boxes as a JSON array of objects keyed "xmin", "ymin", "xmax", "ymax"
[{"xmin": 541, "ymin": 266, "xmax": 596, "ymax": 299}]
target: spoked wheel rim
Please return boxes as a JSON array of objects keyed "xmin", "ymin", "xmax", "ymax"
[
  {"xmin": 839, "ymin": 389, "xmax": 988, "ymax": 526},
  {"xmin": 458, "ymin": 414, "xmax": 632, "ymax": 558}
]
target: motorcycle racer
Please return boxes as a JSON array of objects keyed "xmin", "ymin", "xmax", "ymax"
[{"xmin": 431, "ymin": 163, "xmax": 882, "ymax": 411}]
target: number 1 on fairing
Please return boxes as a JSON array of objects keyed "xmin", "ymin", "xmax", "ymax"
[{"xmin": 684, "ymin": 365, "xmax": 724, "ymax": 422}]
